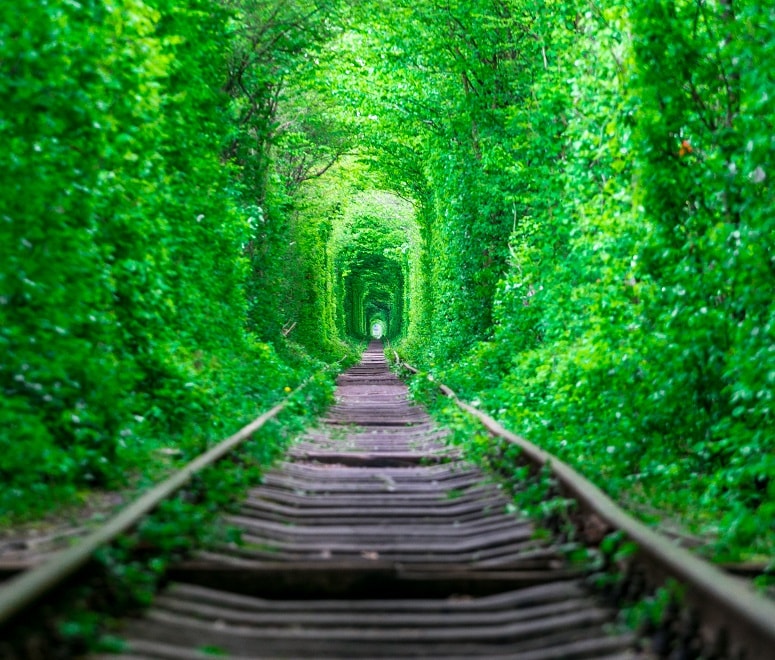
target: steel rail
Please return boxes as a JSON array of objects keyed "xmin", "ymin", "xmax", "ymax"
[
  {"xmin": 396, "ymin": 354, "xmax": 775, "ymax": 660},
  {"xmin": 0, "ymin": 368, "xmax": 329, "ymax": 626}
]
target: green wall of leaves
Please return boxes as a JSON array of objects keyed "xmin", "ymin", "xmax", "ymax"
[
  {"xmin": 347, "ymin": 0, "xmax": 773, "ymax": 559},
  {"xmin": 0, "ymin": 0, "xmax": 344, "ymax": 520}
]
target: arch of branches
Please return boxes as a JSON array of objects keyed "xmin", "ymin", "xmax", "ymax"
[
  {"xmin": 332, "ymin": 192, "xmax": 417, "ymax": 343},
  {"xmin": 339, "ymin": 247, "xmax": 405, "ymax": 341}
]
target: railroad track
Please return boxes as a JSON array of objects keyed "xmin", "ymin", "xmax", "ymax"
[
  {"xmin": 2, "ymin": 342, "xmax": 774, "ymax": 658},
  {"xmin": 98, "ymin": 343, "xmax": 633, "ymax": 658}
]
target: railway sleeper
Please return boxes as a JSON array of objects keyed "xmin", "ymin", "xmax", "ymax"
[{"xmin": 90, "ymin": 344, "xmax": 637, "ymax": 659}]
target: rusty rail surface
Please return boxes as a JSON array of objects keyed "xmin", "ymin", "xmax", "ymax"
[
  {"xmin": 395, "ymin": 354, "xmax": 775, "ymax": 660},
  {"xmin": 0, "ymin": 368, "xmax": 328, "ymax": 628}
]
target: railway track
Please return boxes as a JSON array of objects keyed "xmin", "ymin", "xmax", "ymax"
[
  {"xmin": 2, "ymin": 342, "xmax": 774, "ymax": 658},
  {"xmin": 99, "ymin": 343, "xmax": 633, "ymax": 658}
]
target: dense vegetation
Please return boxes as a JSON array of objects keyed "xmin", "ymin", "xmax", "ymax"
[
  {"xmin": 0, "ymin": 0, "xmax": 352, "ymax": 520},
  {"xmin": 2, "ymin": 0, "xmax": 772, "ymax": 561},
  {"xmin": 338, "ymin": 0, "xmax": 774, "ymax": 560}
]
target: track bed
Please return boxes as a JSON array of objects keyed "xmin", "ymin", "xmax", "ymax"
[{"xmin": 102, "ymin": 343, "xmax": 634, "ymax": 658}]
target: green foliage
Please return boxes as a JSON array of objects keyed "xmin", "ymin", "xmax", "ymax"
[
  {"xmin": 0, "ymin": 0, "xmax": 342, "ymax": 521},
  {"xmin": 332, "ymin": 189, "xmax": 418, "ymax": 340},
  {"xmin": 222, "ymin": 0, "xmax": 350, "ymax": 348},
  {"xmin": 344, "ymin": 0, "xmax": 774, "ymax": 559}
]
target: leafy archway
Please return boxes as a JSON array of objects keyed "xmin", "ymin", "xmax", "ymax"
[{"xmin": 331, "ymin": 190, "xmax": 418, "ymax": 342}]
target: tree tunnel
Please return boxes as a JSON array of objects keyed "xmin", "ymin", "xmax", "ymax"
[
  {"xmin": 339, "ymin": 241, "xmax": 406, "ymax": 341},
  {"xmin": 331, "ymin": 191, "xmax": 418, "ymax": 343}
]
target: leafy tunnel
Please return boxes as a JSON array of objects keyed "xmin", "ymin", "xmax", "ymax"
[
  {"xmin": 332, "ymin": 192, "xmax": 417, "ymax": 342},
  {"xmin": 3, "ymin": 0, "xmax": 774, "ymax": 561}
]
